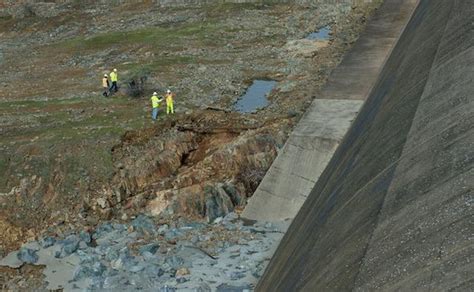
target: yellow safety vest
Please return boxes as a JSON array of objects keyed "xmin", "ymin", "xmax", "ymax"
[
  {"xmin": 151, "ymin": 96, "xmax": 162, "ymax": 108},
  {"xmin": 110, "ymin": 72, "xmax": 118, "ymax": 82}
]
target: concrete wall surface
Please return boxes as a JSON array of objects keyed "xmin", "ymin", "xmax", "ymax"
[
  {"xmin": 242, "ymin": 0, "xmax": 419, "ymax": 221},
  {"xmin": 257, "ymin": 0, "xmax": 474, "ymax": 290}
]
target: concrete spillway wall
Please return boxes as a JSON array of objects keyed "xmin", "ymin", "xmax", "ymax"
[
  {"xmin": 243, "ymin": 0, "xmax": 418, "ymax": 221},
  {"xmin": 257, "ymin": 0, "xmax": 473, "ymax": 290}
]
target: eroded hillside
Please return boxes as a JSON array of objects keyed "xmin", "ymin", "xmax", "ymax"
[{"xmin": 0, "ymin": 1, "xmax": 383, "ymax": 289}]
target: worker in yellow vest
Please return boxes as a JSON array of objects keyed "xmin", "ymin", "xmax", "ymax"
[
  {"xmin": 102, "ymin": 74, "xmax": 109, "ymax": 97},
  {"xmin": 109, "ymin": 68, "xmax": 118, "ymax": 93},
  {"xmin": 165, "ymin": 89, "xmax": 174, "ymax": 114},
  {"xmin": 150, "ymin": 92, "xmax": 163, "ymax": 120}
]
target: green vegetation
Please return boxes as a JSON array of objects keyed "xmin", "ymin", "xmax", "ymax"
[
  {"xmin": 0, "ymin": 95, "xmax": 148, "ymax": 193},
  {"xmin": 54, "ymin": 22, "xmax": 220, "ymax": 52},
  {"xmin": 0, "ymin": 0, "xmax": 280, "ymax": 196},
  {"xmin": 203, "ymin": 2, "xmax": 269, "ymax": 17},
  {"xmin": 0, "ymin": 96, "xmax": 145, "ymax": 144},
  {"xmin": 0, "ymin": 16, "xmax": 13, "ymax": 33},
  {"xmin": 0, "ymin": 155, "xmax": 7, "ymax": 192},
  {"xmin": 124, "ymin": 55, "xmax": 197, "ymax": 80},
  {"xmin": 0, "ymin": 96, "xmax": 95, "ymax": 111}
]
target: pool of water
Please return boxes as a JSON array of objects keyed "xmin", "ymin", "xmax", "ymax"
[
  {"xmin": 234, "ymin": 80, "xmax": 277, "ymax": 113},
  {"xmin": 306, "ymin": 25, "xmax": 331, "ymax": 40}
]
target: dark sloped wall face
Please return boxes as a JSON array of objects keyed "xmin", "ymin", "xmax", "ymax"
[
  {"xmin": 353, "ymin": 0, "xmax": 474, "ymax": 290},
  {"xmin": 257, "ymin": 0, "xmax": 473, "ymax": 290}
]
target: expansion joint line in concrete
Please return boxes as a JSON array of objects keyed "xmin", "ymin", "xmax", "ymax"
[
  {"xmin": 258, "ymin": 186, "xmax": 307, "ymax": 201},
  {"xmin": 350, "ymin": 2, "xmax": 456, "ymax": 287},
  {"xmin": 289, "ymin": 172, "xmax": 317, "ymax": 184}
]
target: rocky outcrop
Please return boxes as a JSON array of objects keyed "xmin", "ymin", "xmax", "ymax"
[{"xmin": 99, "ymin": 111, "xmax": 291, "ymax": 221}]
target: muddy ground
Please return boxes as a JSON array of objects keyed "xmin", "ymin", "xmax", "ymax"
[{"xmin": 0, "ymin": 1, "xmax": 382, "ymax": 289}]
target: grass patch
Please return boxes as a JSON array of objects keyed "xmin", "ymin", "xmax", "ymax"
[
  {"xmin": 0, "ymin": 96, "xmax": 145, "ymax": 144},
  {"xmin": 203, "ymin": 2, "xmax": 270, "ymax": 17},
  {"xmin": 0, "ymin": 97, "xmax": 89, "ymax": 108},
  {"xmin": 54, "ymin": 22, "xmax": 220, "ymax": 52},
  {"xmin": 0, "ymin": 96, "xmax": 130, "ymax": 112},
  {"xmin": 123, "ymin": 55, "xmax": 197, "ymax": 78},
  {"xmin": 0, "ymin": 16, "xmax": 14, "ymax": 33},
  {"xmin": 0, "ymin": 155, "xmax": 8, "ymax": 191}
]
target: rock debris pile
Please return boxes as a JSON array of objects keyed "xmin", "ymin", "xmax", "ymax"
[{"xmin": 0, "ymin": 213, "xmax": 289, "ymax": 291}]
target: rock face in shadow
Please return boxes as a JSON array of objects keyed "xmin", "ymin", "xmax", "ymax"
[{"xmin": 257, "ymin": 0, "xmax": 474, "ymax": 291}]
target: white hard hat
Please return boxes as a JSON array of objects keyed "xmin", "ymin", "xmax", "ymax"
[
  {"xmin": 113, "ymin": 68, "xmax": 117, "ymax": 72},
  {"xmin": 104, "ymin": 74, "xmax": 107, "ymax": 77},
  {"xmin": 167, "ymin": 89, "xmax": 171, "ymax": 93},
  {"xmin": 153, "ymin": 92, "xmax": 157, "ymax": 95}
]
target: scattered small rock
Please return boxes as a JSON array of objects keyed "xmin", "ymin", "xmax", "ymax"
[
  {"xmin": 175, "ymin": 267, "xmax": 190, "ymax": 277},
  {"xmin": 96, "ymin": 197, "xmax": 108, "ymax": 209},
  {"xmin": 157, "ymin": 224, "xmax": 169, "ymax": 235}
]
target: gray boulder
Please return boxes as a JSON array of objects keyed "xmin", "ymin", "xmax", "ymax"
[
  {"xmin": 17, "ymin": 248, "xmax": 38, "ymax": 264},
  {"xmin": 131, "ymin": 215, "xmax": 157, "ymax": 235},
  {"xmin": 216, "ymin": 284, "xmax": 251, "ymax": 292},
  {"xmin": 73, "ymin": 262, "xmax": 106, "ymax": 282},
  {"xmin": 165, "ymin": 255, "xmax": 185, "ymax": 269},
  {"xmin": 204, "ymin": 186, "xmax": 234, "ymax": 223},
  {"xmin": 79, "ymin": 230, "xmax": 92, "ymax": 244},
  {"xmin": 145, "ymin": 265, "xmax": 165, "ymax": 277},
  {"xmin": 139, "ymin": 243, "xmax": 160, "ymax": 255},
  {"xmin": 40, "ymin": 236, "xmax": 56, "ymax": 248},
  {"xmin": 55, "ymin": 235, "xmax": 80, "ymax": 258}
]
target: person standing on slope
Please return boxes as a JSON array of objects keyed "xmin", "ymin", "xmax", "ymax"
[
  {"xmin": 150, "ymin": 92, "xmax": 163, "ymax": 120},
  {"xmin": 102, "ymin": 74, "xmax": 109, "ymax": 97},
  {"xmin": 109, "ymin": 68, "xmax": 118, "ymax": 93},
  {"xmin": 165, "ymin": 89, "xmax": 174, "ymax": 115}
]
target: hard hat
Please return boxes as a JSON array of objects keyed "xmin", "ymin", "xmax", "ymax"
[
  {"xmin": 104, "ymin": 74, "xmax": 107, "ymax": 77},
  {"xmin": 153, "ymin": 92, "xmax": 157, "ymax": 95},
  {"xmin": 113, "ymin": 69, "xmax": 117, "ymax": 72},
  {"xmin": 167, "ymin": 89, "xmax": 171, "ymax": 93}
]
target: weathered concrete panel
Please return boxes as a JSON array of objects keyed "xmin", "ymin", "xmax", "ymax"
[
  {"xmin": 243, "ymin": 100, "xmax": 359, "ymax": 220},
  {"xmin": 242, "ymin": 0, "xmax": 418, "ymax": 221},
  {"xmin": 257, "ymin": 0, "xmax": 473, "ymax": 290},
  {"xmin": 354, "ymin": 1, "xmax": 474, "ymax": 289}
]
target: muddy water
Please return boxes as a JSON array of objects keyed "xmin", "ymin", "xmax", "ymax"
[
  {"xmin": 307, "ymin": 25, "xmax": 331, "ymax": 40},
  {"xmin": 234, "ymin": 80, "xmax": 277, "ymax": 113}
]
